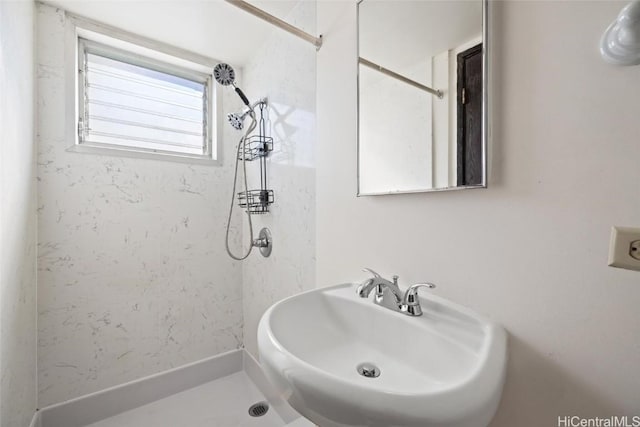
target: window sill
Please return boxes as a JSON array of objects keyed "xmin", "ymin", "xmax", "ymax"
[{"xmin": 66, "ymin": 143, "xmax": 221, "ymax": 166}]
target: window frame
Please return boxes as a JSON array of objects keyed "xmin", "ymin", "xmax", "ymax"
[{"xmin": 65, "ymin": 14, "xmax": 222, "ymax": 165}]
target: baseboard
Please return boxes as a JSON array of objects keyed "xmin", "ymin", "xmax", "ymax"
[{"xmin": 39, "ymin": 349, "xmax": 243, "ymax": 427}]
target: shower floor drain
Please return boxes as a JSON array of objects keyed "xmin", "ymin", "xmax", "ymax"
[{"xmin": 248, "ymin": 401, "xmax": 269, "ymax": 417}]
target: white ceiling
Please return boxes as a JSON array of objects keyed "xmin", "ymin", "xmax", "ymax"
[
  {"xmin": 359, "ymin": 0, "xmax": 482, "ymax": 71},
  {"xmin": 42, "ymin": 0, "xmax": 305, "ymax": 66}
]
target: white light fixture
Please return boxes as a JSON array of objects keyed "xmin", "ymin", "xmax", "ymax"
[{"xmin": 600, "ymin": 0, "xmax": 640, "ymax": 65}]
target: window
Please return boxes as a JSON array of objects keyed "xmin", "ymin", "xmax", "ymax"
[{"xmin": 76, "ymin": 35, "xmax": 216, "ymax": 162}]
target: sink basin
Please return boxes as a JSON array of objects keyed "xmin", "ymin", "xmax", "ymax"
[{"xmin": 257, "ymin": 283, "xmax": 507, "ymax": 427}]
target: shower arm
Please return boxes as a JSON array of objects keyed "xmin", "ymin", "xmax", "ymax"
[{"xmin": 241, "ymin": 98, "xmax": 268, "ymax": 117}]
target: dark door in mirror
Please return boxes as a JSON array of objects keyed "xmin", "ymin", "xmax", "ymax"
[{"xmin": 457, "ymin": 43, "xmax": 483, "ymax": 186}]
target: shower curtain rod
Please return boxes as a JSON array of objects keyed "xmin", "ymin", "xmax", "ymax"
[
  {"xmin": 359, "ymin": 57, "xmax": 444, "ymax": 99},
  {"xmin": 225, "ymin": 0, "xmax": 323, "ymax": 50}
]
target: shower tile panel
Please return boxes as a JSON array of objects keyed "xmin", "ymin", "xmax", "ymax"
[
  {"xmin": 36, "ymin": 4, "xmax": 246, "ymax": 406},
  {"xmin": 241, "ymin": 0, "xmax": 317, "ymax": 358}
]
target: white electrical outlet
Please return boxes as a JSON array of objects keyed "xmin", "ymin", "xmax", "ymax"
[
  {"xmin": 631, "ymin": 240, "xmax": 640, "ymax": 261},
  {"xmin": 608, "ymin": 226, "xmax": 640, "ymax": 271}
]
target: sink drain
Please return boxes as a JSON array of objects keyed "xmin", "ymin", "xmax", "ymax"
[
  {"xmin": 248, "ymin": 401, "xmax": 269, "ymax": 417},
  {"xmin": 357, "ymin": 362, "xmax": 381, "ymax": 378}
]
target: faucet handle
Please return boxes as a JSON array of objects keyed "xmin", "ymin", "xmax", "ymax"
[
  {"xmin": 362, "ymin": 268, "xmax": 381, "ymax": 278},
  {"xmin": 404, "ymin": 283, "xmax": 436, "ymax": 303},
  {"xmin": 401, "ymin": 283, "xmax": 436, "ymax": 316}
]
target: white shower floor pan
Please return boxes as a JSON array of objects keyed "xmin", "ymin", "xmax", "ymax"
[
  {"xmin": 36, "ymin": 349, "xmax": 312, "ymax": 427},
  {"xmin": 85, "ymin": 371, "xmax": 287, "ymax": 427}
]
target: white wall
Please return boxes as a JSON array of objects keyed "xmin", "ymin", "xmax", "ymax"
[
  {"xmin": 432, "ymin": 50, "xmax": 451, "ymax": 188},
  {"xmin": 317, "ymin": 1, "xmax": 640, "ymax": 424},
  {"xmin": 36, "ymin": 3, "xmax": 245, "ymax": 407},
  {"xmin": 241, "ymin": 0, "xmax": 316, "ymax": 357},
  {"xmin": 0, "ymin": 0, "xmax": 37, "ymax": 425},
  {"xmin": 359, "ymin": 59, "xmax": 433, "ymax": 193},
  {"xmin": 41, "ymin": 0, "xmax": 299, "ymax": 67}
]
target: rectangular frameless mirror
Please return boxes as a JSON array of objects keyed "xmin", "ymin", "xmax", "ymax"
[{"xmin": 357, "ymin": 0, "xmax": 488, "ymax": 195}]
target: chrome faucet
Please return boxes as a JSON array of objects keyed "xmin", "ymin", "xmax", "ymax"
[
  {"xmin": 357, "ymin": 268, "xmax": 436, "ymax": 317},
  {"xmin": 357, "ymin": 268, "xmax": 403, "ymax": 311}
]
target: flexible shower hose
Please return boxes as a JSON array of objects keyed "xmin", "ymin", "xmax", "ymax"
[{"xmin": 225, "ymin": 111, "xmax": 258, "ymax": 260}]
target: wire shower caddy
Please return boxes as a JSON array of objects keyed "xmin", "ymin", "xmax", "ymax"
[{"xmin": 238, "ymin": 101, "xmax": 274, "ymax": 214}]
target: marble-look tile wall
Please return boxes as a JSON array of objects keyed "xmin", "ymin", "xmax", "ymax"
[
  {"xmin": 241, "ymin": 1, "xmax": 317, "ymax": 357},
  {"xmin": 36, "ymin": 4, "xmax": 245, "ymax": 407},
  {"xmin": 0, "ymin": 1, "xmax": 37, "ymax": 425}
]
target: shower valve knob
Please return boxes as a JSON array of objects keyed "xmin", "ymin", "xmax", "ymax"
[
  {"xmin": 253, "ymin": 228, "xmax": 272, "ymax": 257},
  {"xmin": 253, "ymin": 237, "xmax": 268, "ymax": 248}
]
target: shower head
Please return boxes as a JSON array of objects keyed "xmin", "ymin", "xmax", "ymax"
[
  {"xmin": 226, "ymin": 98, "xmax": 267, "ymax": 130},
  {"xmin": 213, "ymin": 63, "xmax": 236, "ymax": 86},
  {"xmin": 213, "ymin": 63, "xmax": 250, "ymax": 107},
  {"xmin": 227, "ymin": 112, "xmax": 246, "ymax": 130}
]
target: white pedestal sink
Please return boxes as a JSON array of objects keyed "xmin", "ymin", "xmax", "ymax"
[{"xmin": 257, "ymin": 283, "xmax": 507, "ymax": 427}]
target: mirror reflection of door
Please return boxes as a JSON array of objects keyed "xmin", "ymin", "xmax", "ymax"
[{"xmin": 457, "ymin": 43, "xmax": 483, "ymax": 186}]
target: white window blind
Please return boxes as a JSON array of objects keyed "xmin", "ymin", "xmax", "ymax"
[{"xmin": 78, "ymin": 38, "xmax": 213, "ymax": 159}]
